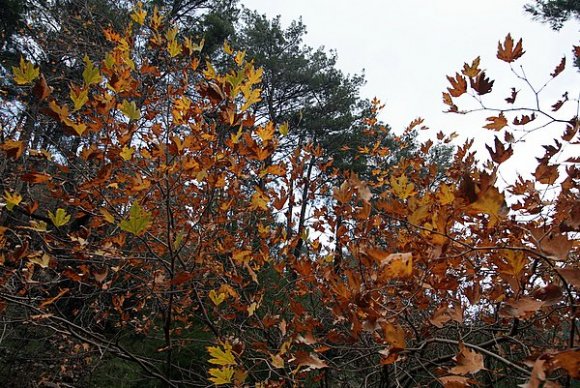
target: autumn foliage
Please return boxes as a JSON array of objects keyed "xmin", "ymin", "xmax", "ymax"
[{"xmin": 0, "ymin": 4, "xmax": 579, "ymax": 387}]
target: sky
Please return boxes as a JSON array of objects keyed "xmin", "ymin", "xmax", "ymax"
[{"xmin": 240, "ymin": 0, "xmax": 579, "ymax": 184}]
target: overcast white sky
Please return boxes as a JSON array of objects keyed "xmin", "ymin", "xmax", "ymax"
[{"xmin": 241, "ymin": 0, "xmax": 579, "ymax": 183}]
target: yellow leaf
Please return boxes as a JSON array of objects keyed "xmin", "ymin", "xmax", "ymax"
[
  {"xmin": 204, "ymin": 61, "xmax": 217, "ymax": 79},
  {"xmin": 48, "ymin": 208, "xmax": 71, "ymax": 227},
  {"xmin": 279, "ymin": 121, "xmax": 289, "ymax": 136},
  {"xmin": 0, "ymin": 139, "xmax": 25, "ymax": 159},
  {"xmin": 234, "ymin": 50, "xmax": 246, "ymax": 66},
  {"xmin": 27, "ymin": 220, "xmax": 48, "ymax": 232},
  {"xmin": 245, "ymin": 64, "xmax": 263, "ymax": 85},
  {"xmin": 208, "ymin": 342, "xmax": 236, "ymax": 366},
  {"xmin": 100, "ymin": 208, "xmax": 115, "ymax": 224},
  {"xmin": 130, "ymin": 2, "xmax": 147, "ymax": 25},
  {"xmin": 119, "ymin": 100, "xmax": 141, "ymax": 120},
  {"xmin": 150, "ymin": 6, "xmax": 163, "ymax": 30},
  {"xmin": 209, "ymin": 290, "xmax": 226, "ymax": 306},
  {"xmin": 29, "ymin": 253, "xmax": 51, "ymax": 268},
  {"xmin": 223, "ymin": 40, "xmax": 234, "ymax": 55},
  {"xmin": 241, "ymin": 87, "xmax": 262, "ymax": 111},
  {"xmin": 167, "ymin": 38, "xmax": 182, "ymax": 58},
  {"xmin": 184, "ymin": 37, "xmax": 204, "ymax": 53},
  {"xmin": 251, "ymin": 189, "xmax": 269, "ymax": 211},
  {"xmin": 230, "ymin": 126, "xmax": 243, "ymax": 144},
  {"xmin": 119, "ymin": 202, "xmax": 151, "ymax": 236},
  {"xmin": 12, "ymin": 57, "xmax": 39, "ymax": 85},
  {"xmin": 82, "ymin": 55, "xmax": 101, "ymax": 86},
  {"xmin": 256, "ymin": 123, "xmax": 274, "ymax": 143},
  {"xmin": 437, "ymin": 184, "xmax": 455, "ymax": 205},
  {"xmin": 271, "ymin": 354, "xmax": 285, "ymax": 369},
  {"xmin": 208, "ymin": 367, "xmax": 234, "ymax": 385},
  {"xmin": 468, "ymin": 186, "xmax": 505, "ymax": 222},
  {"xmin": 370, "ymin": 251, "xmax": 413, "ymax": 279},
  {"xmin": 120, "ymin": 146, "xmax": 135, "ymax": 161},
  {"xmin": 390, "ymin": 174, "xmax": 415, "ymax": 200},
  {"xmin": 247, "ymin": 301, "xmax": 258, "ymax": 316},
  {"xmin": 3, "ymin": 191, "xmax": 22, "ymax": 211},
  {"xmin": 70, "ymin": 86, "xmax": 88, "ymax": 111}
]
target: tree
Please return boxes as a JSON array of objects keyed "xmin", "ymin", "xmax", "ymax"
[
  {"xmin": 524, "ymin": 0, "xmax": 580, "ymax": 30},
  {"xmin": 1, "ymin": 4, "xmax": 579, "ymax": 388}
]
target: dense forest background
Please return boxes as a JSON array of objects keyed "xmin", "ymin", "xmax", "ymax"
[{"xmin": 0, "ymin": 0, "xmax": 578, "ymax": 386}]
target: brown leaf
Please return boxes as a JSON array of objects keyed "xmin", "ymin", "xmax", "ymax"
[
  {"xmin": 513, "ymin": 113, "xmax": 536, "ymax": 126},
  {"xmin": 562, "ymin": 117, "xmax": 579, "ymax": 142},
  {"xmin": 32, "ymin": 74, "xmax": 51, "ymax": 101},
  {"xmin": 499, "ymin": 297, "xmax": 543, "ymax": 319},
  {"xmin": 470, "ymin": 72, "xmax": 494, "ymax": 95},
  {"xmin": 430, "ymin": 304, "xmax": 463, "ymax": 328},
  {"xmin": 486, "ymin": 136, "xmax": 513, "ymax": 164},
  {"xmin": 462, "ymin": 57, "xmax": 481, "ymax": 78},
  {"xmin": 381, "ymin": 321, "xmax": 406, "ymax": 350},
  {"xmin": 442, "ymin": 92, "xmax": 458, "ymax": 112},
  {"xmin": 531, "ymin": 284, "xmax": 562, "ymax": 303},
  {"xmin": 446, "ymin": 73, "xmax": 467, "ymax": 97},
  {"xmin": 550, "ymin": 57, "xmax": 566, "ymax": 78},
  {"xmin": 439, "ymin": 375, "xmax": 473, "ymax": 387},
  {"xmin": 497, "ymin": 34, "xmax": 525, "ymax": 63},
  {"xmin": 557, "ymin": 267, "xmax": 580, "ymax": 288},
  {"xmin": 505, "ymin": 87, "xmax": 519, "ymax": 104},
  {"xmin": 450, "ymin": 342, "xmax": 485, "ymax": 375},
  {"xmin": 294, "ymin": 351, "xmax": 328, "ymax": 371},
  {"xmin": 540, "ymin": 232, "xmax": 572, "ymax": 260},
  {"xmin": 484, "ymin": 113, "xmax": 508, "ymax": 131},
  {"xmin": 552, "ymin": 92, "xmax": 568, "ymax": 112},
  {"xmin": 520, "ymin": 358, "xmax": 547, "ymax": 388},
  {"xmin": 533, "ymin": 163, "xmax": 559, "ymax": 185}
]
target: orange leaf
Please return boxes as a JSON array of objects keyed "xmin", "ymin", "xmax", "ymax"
[
  {"xmin": 483, "ymin": 113, "xmax": 508, "ymax": 131},
  {"xmin": 1, "ymin": 140, "xmax": 25, "ymax": 159},
  {"xmin": 552, "ymin": 350, "xmax": 580, "ymax": 378},
  {"xmin": 497, "ymin": 34, "xmax": 525, "ymax": 62},
  {"xmin": 446, "ymin": 73, "xmax": 467, "ymax": 97},
  {"xmin": 430, "ymin": 304, "xmax": 463, "ymax": 328},
  {"xmin": 450, "ymin": 342, "xmax": 484, "ymax": 375},
  {"xmin": 21, "ymin": 172, "xmax": 52, "ymax": 184},
  {"xmin": 461, "ymin": 56, "xmax": 481, "ymax": 78}
]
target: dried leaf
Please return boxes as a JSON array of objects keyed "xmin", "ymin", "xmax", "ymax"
[
  {"xmin": 486, "ymin": 136, "xmax": 513, "ymax": 164},
  {"xmin": 462, "ymin": 57, "xmax": 481, "ymax": 78},
  {"xmin": 450, "ymin": 342, "xmax": 484, "ymax": 375},
  {"xmin": 499, "ymin": 297, "xmax": 543, "ymax": 319},
  {"xmin": 446, "ymin": 73, "xmax": 467, "ymax": 97},
  {"xmin": 484, "ymin": 113, "xmax": 508, "ymax": 131},
  {"xmin": 550, "ymin": 57, "xmax": 566, "ymax": 78},
  {"xmin": 513, "ymin": 113, "xmax": 536, "ymax": 126},
  {"xmin": 497, "ymin": 34, "xmax": 525, "ymax": 62},
  {"xmin": 470, "ymin": 71, "xmax": 494, "ymax": 95},
  {"xmin": 505, "ymin": 87, "xmax": 519, "ymax": 104}
]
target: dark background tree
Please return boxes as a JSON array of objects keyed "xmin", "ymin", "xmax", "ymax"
[{"xmin": 524, "ymin": 0, "xmax": 580, "ymax": 30}]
